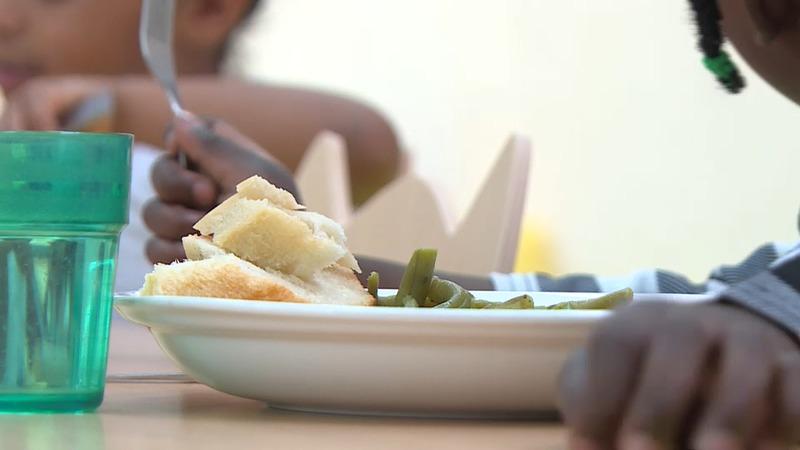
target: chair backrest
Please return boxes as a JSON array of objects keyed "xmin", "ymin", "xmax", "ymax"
[
  {"xmin": 345, "ymin": 172, "xmax": 453, "ymax": 260},
  {"xmin": 294, "ymin": 131, "xmax": 533, "ymax": 275},
  {"xmin": 438, "ymin": 135, "xmax": 531, "ymax": 275}
]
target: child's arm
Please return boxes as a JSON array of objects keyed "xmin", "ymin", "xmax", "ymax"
[
  {"xmin": 491, "ymin": 242, "xmax": 794, "ymax": 294},
  {"xmin": 113, "ymin": 76, "xmax": 400, "ymax": 205},
  {"xmin": 0, "ymin": 75, "xmax": 401, "ymax": 205}
]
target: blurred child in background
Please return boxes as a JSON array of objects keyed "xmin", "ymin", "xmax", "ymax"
[{"xmin": 0, "ymin": 0, "xmax": 401, "ymax": 291}]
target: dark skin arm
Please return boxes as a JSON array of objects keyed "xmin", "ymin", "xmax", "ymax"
[
  {"xmin": 144, "ymin": 114, "xmax": 493, "ymax": 289},
  {"xmin": 0, "ymin": 76, "xmax": 401, "ymax": 206},
  {"xmin": 115, "ymin": 76, "xmax": 400, "ymax": 206}
]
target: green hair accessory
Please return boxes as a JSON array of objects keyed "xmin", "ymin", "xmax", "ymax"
[{"xmin": 703, "ymin": 51, "xmax": 737, "ymax": 80}]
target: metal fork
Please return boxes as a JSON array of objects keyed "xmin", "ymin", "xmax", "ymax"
[{"xmin": 140, "ymin": 0, "xmax": 188, "ymax": 166}]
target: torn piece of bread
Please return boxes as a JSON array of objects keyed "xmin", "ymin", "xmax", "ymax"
[
  {"xmin": 183, "ymin": 235, "xmax": 228, "ymax": 261},
  {"xmin": 141, "ymin": 177, "xmax": 372, "ymax": 306},
  {"xmin": 235, "ymin": 175, "xmax": 304, "ymax": 210},
  {"xmin": 194, "ymin": 176, "xmax": 359, "ymax": 278},
  {"xmin": 140, "ymin": 254, "xmax": 374, "ymax": 306}
]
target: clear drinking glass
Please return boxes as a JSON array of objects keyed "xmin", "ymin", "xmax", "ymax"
[{"xmin": 0, "ymin": 132, "xmax": 131, "ymax": 412}]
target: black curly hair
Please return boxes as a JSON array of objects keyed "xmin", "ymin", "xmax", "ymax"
[{"xmin": 688, "ymin": 0, "xmax": 746, "ymax": 93}]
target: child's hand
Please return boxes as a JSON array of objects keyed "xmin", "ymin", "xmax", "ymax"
[
  {"xmin": 143, "ymin": 114, "xmax": 300, "ymax": 264},
  {"xmin": 0, "ymin": 76, "xmax": 113, "ymax": 131},
  {"xmin": 559, "ymin": 301, "xmax": 800, "ymax": 449}
]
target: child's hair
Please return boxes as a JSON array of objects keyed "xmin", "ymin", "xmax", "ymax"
[{"xmin": 688, "ymin": 0, "xmax": 745, "ymax": 93}]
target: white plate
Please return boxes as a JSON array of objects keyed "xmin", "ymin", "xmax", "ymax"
[{"xmin": 114, "ymin": 291, "xmax": 709, "ymax": 418}]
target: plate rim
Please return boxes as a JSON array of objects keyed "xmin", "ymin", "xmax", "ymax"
[{"xmin": 114, "ymin": 291, "xmax": 613, "ymax": 325}]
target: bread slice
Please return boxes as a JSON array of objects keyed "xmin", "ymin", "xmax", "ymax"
[
  {"xmin": 193, "ymin": 177, "xmax": 359, "ymax": 279},
  {"xmin": 235, "ymin": 175, "xmax": 304, "ymax": 210},
  {"xmin": 183, "ymin": 234, "xmax": 229, "ymax": 261},
  {"xmin": 140, "ymin": 176, "xmax": 372, "ymax": 306},
  {"xmin": 140, "ymin": 253, "xmax": 375, "ymax": 306}
]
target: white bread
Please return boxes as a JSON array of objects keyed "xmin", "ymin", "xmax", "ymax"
[
  {"xmin": 194, "ymin": 176, "xmax": 359, "ymax": 278},
  {"xmin": 183, "ymin": 235, "xmax": 228, "ymax": 261},
  {"xmin": 235, "ymin": 175, "xmax": 304, "ymax": 210},
  {"xmin": 140, "ymin": 177, "xmax": 373, "ymax": 306},
  {"xmin": 140, "ymin": 253, "xmax": 375, "ymax": 306}
]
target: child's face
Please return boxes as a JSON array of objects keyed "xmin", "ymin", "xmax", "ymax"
[
  {"xmin": 0, "ymin": 0, "xmax": 146, "ymax": 94},
  {"xmin": 720, "ymin": 0, "xmax": 800, "ymax": 105}
]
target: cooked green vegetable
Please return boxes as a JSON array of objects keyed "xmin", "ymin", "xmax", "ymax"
[
  {"xmin": 376, "ymin": 295, "xmax": 403, "ymax": 307},
  {"xmin": 394, "ymin": 248, "xmax": 438, "ymax": 306},
  {"xmin": 426, "ymin": 277, "xmax": 473, "ymax": 308},
  {"xmin": 367, "ymin": 272, "xmax": 380, "ymax": 298},
  {"xmin": 470, "ymin": 299, "xmax": 492, "ymax": 309},
  {"xmin": 545, "ymin": 288, "xmax": 633, "ymax": 310},
  {"xmin": 483, "ymin": 294, "xmax": 534, "ymax": 309},
  {"xmin": 370, "ymin": 248, "xmax": 631, "ymax": 311},
  {"xmin": 402, "ymin": 296, "xmax": 420, "ymax": 308}
]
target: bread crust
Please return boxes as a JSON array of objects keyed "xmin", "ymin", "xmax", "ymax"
[
  {"xmin": 140, "ymin": 176, "xmax": 374, "ymax": 307},
  {"xmin": 141, "ymin": 253, "xmax": 375, "ymax": 306}
]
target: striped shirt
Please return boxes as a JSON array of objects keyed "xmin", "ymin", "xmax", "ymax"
[{"xmin": 491, "ymin": 241, "xmax": 800, "ymax": 339}]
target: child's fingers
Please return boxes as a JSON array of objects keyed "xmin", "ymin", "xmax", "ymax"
[
  {"xmin": 567, "ymin": 434, "xmax": 604, "ymax": 450},
  {"xmin": 557, "ymin": 350, "xmax": 604, "ymax": 450},
  {"xmin": 572, "ymin": 303, "xmax": 669, "ymax": 445},
  {"xmin": 150, "ymin": 154, "xmax": 217, "ymax": 209},
  {"xmin": 145, "ymin": 237, "xmax": 186, "ymax": 265},
  {"xmin": 142, "ymin": 199, "xmax": 204, "ymax": 241},
  {"xmin": 776, "ymin": 355, "xmax": 800, "ymax": 444},
  {"xmin": 3, "ymin": 91, "xmax": 58, "ymax": 131},
  {"xmin": 1, "ymin": 77, "xmax": 112, "ymax": 131},
  {"xmin": 618, "ymin": 312, "xmax": 714, "ymax": 449},
  {"xmin": 168, "ymin": 114, "xmax": 302, "ymax": 201},
  {"xmin": 171, "ymin": 114, "xmax": 230, "ymax": 175},
  {"xmin": 0, "ymin": 98, "xmax": 50, "ymax": 131},
  {"xmin": 751, "ymin": 354, "xmax": 800, "ymax": 450},
  {"xmin": 691, "ymin": 331, "xmax": 774, "ymax": 449},
  {"xmin": 173, "ymin": 115, "xmax": 282, "ymax": 174},
  {"xmin": 207, "ymin": 119, "xmax": 282, "ymax": 163},
  {"xmin": 0, "ymin": 102, "xmax": 22, "ymax": 130}
]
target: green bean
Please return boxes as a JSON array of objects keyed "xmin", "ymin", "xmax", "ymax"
[
  {"xmin": 470, "ymin": 299, "xmax": 492, "ymax": 309},
  {"xmin": 368, "ymin": 248, "xmax": 631, "ymax": 311},
  {"xmin": 433, "ymin": 292, "xmax": 473, "ymax": 309},
  {"xmin": 394, "ymin": 248, "xmax": 438, "ymax": 305},
  {"xmin": 367, "ymin": 271, "xmax": 380, "ymax": 298},
  {"xmin": 433, "ymin": 294, "xmax": 472, "ymax": 308},
  {"xmin": 376, "ymin": 295, "xmax": 403, "ymax": 307},
  {"xmin": 482, "ymin": 294, "xmax": 534, "ymax": 309},
  {"xmin": 402, "ymin": 296, "xmax": 419, "ymax": 308},
  {"xmin": 546, "ymin": 288, "xmax": 633, "ymax": 310},
  {"xmin": 424, "ymin": 277, "xmax": 461, "ymax": 307},
  {"xmin": 427, "ymin": 277, "xmax": 474, "ymax": 308}
]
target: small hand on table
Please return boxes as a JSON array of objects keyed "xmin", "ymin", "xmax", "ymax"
[{"xmin": 559, "ymin": 301, "xmax": 800, "ymax": 449}]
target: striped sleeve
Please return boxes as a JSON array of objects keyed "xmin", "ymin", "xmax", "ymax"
[
  {"xmin": 491, "ymin": 241, "xmax": 797, "ymax": 295},
  {"xmin": 720, "ymin": 244, "xmax": 800, "ymax": 339}
]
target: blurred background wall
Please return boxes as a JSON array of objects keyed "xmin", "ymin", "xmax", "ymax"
[{"xmin": 236, "ymin": 0, "xmax": 799, "ymax": 279}]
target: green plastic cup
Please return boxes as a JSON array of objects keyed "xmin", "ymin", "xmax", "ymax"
[{"xmin": 0, "ymin": 132, "xmax": 131, "ymax": 413}]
